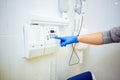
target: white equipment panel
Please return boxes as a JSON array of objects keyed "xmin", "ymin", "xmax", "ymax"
[{"xmin": 23, "ymin": 17, "xmax": 69, "ymax": 59}]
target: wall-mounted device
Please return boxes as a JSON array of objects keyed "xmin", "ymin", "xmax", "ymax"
[
  {"xmin": 74, "ymin": 0, "xmax": 82, "ymax": 14},
  {"xmin": 23, "ymin": 17, "xmax": 69, "ymax": 59},
  {"xmin": 58, "ymin": 0, "xmax": 68, "ymax": 13},
  {"xmin": 58, "ymin": 0, "xmax": 69, "ymax": 19}
]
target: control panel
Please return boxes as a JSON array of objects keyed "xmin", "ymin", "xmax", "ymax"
[
  {"xmin": 23, "ymin": 17, "xmax": 69, "ymax": 59},
  {"xmin": 24, "ymin": 24, "xmax": 60, "ymax": 59}
]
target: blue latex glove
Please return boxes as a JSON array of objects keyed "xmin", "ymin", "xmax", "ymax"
[{"xmin": 55, "ymin": 36, "xmax": 78, "ymax": 47}]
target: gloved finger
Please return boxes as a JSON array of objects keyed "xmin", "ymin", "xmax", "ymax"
[
  {"xmin": 55, "ymin": 36, "xmax": 65, "ymax": 40},
  {"xmin": 60, "ymin": 40, "xmax": 64, "ymax": 45},
  {"xmin": 60, "ymin": 40, "xmax": 65, "ymax": 47},
  {"xmin": 61, "ymin": 41, "xmax": 67, "ymax": 47}
]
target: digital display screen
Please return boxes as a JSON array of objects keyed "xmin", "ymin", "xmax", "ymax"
[{"xmin": 50, "ymin": 30, "xmax": 55, "ymax": 33}]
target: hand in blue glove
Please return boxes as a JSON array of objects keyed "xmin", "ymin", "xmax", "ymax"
[{"xmin": 55, "ymin": 36, "xmax": 78, "ymax": 47}]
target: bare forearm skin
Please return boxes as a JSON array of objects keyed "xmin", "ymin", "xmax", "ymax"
[{"xmin": 77, "ymin": 32, "xmax": 103, "ymax": 45}]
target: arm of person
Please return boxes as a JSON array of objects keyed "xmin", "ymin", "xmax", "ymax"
[
  {"xmin": 78, "ymin": 26, "xmax": 120, "ymax": 45},
  {"xmin": 102, "ymin": 26, "xmax": 120, "ymax": 44},
  {"xmin": 55, "ymin": 26, "xmax": 120, "ymax": 47},
  {"xmin": 55, "ymin": 32, "xmax": 103, "ymax": 46},
  {"xmin": 77, "ymin": 32, "xmax": 103, "ymax": 45}
]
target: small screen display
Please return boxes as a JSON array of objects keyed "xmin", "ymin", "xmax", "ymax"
[{"xmin": 50, "ymin": 30, "xmax": 55, "ymax": 33}]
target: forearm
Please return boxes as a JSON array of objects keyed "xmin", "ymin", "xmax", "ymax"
[
  {"xmin": 77, "ymin": 32, "xmax": 103, "ymax": 45},
  {"xmin": 55, "ymin": 26, "xmax": 120, "ymax": 46}
]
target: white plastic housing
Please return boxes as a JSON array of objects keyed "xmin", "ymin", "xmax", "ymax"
[{"xmin": 23, "ymin": 17, "xmax": 69, "ymax": 59}]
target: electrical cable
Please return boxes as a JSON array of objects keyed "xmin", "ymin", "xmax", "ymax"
[
  {"xmin": 69, "ymin": 16, "xmax": 84, "ymax": 66},
  {"xmin": 68, "ymin": 0, "xmax": 84, "ymax": 66}
]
